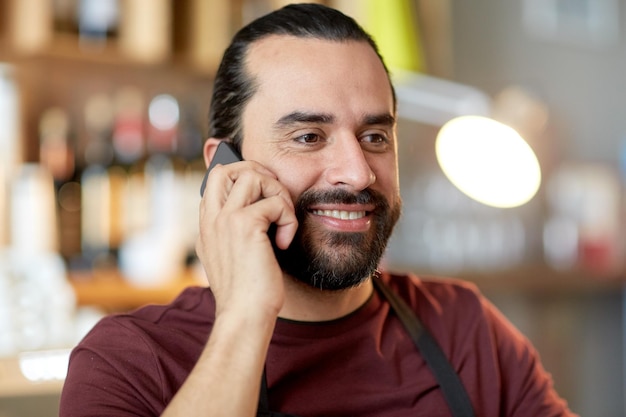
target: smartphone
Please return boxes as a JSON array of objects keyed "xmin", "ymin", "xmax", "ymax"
[{"xmin": 200, "ymin": 141, "xmax": 242, "ymax": 196}]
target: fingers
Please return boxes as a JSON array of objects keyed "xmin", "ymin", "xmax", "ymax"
[
  {"xmin": 204, "ymin": 161, "xmax": 274, "ymax": 205},
  {"xmin": 203, "ymin": 161, "xmax": 295, "ymax": 230},
  {"xmin": 200, "ymin": 160, "xmax": 297, "ymax": 248}
]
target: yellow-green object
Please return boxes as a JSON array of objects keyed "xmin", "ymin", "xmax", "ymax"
[{"xmin": 362, "ymin": 0, "xmax": 424, "ymax": 72}]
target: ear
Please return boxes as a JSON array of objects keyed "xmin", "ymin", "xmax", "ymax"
[{"xmin": 203, "ymin": 138, "xmax": 223, "ymax": 168}]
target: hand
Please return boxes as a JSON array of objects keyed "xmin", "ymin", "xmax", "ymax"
[{"xmin": 196, "ymin": 160, "xmax": 298, "ymax": 320}]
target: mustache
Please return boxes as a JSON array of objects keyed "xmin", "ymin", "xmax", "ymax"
[{"xmin": 295, "ymin": 188, "xmax": 389, "ymax": 212}]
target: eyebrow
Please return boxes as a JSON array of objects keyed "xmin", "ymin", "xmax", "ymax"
[
  {"xmin": 274, "ymin": 111, "xmax": 395, "ymax": 128},
  {"xmin": 275, "ymin": 111, "xmax": 334, "ymax": 127},
  {"xmin": 363, "ymin": 113, "xmax": 396, "ymax": 127}
]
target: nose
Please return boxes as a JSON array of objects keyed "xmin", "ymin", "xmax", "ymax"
[{"xmin": 325, "ymin": 138, "xmax": 376, "ymax": 191}]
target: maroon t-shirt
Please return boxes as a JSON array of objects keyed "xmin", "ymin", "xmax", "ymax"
[{"xmin": 59, "ymin": 273, "xmax": 577, "ymax": 416}]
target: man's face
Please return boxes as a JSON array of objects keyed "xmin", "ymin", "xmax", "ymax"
[{"xmin": 240, "ymin": 35, "xmax": 401, "ymax": 290}]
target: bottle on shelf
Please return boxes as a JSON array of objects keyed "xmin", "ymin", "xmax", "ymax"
[
  {"xmin": 118, "ymin": 93, "xmax": 188, "ymax": 286},
  {"xmin": 77, "ymin": 0, "xmax": 120, "ymax": 50},
  {"xmin": 80, "ymin": 92, "xmax": 116, "ymax": 270},
  {"xmin": 39, "ymin": 106, "xmax": 82, "ymax": 262},
  {"xmin": 111, "ymin": 85, "xmax": 149, "ymax": 247}
]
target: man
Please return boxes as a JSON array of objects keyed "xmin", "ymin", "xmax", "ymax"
[{"xmin": 60, "ymin": 4, "xmax": 577, "ymax": 416}]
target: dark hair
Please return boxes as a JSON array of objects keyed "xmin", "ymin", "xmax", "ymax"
[{"xmin": 208, "ymin": 3, "xmax": 396, "ymax": 150}]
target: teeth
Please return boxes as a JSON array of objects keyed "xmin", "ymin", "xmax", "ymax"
[{"xmin": 312, "ymin": 209, "xmax": 366, "ymax": 220}]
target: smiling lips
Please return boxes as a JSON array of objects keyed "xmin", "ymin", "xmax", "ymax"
[{"xmin": 311, "ymin": 209, "xmax": 367, "ymax": 220}]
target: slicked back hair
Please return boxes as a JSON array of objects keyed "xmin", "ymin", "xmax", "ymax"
[{"xmin": 207, "ymin": 2, "xmax": 396, "ymax": 150}]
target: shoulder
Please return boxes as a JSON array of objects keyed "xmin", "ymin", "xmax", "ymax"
[
  {"xmin": 379, "ymin": 271, "xmax": 499, "ymax": 346},
  {"xmin": 379, "ymin": 272, "xmax": 576, "ymax": 415},
  {"xmin": 129, "ymin": 285, "xmax": 215, "ymax": 327},
  {"xmin": 380, "ymin": 271, "xmax": 533, "ymax": 355},
  {"xmin": 62, "ymin": 286, "xmax": 215, "ymax": 415},
  {"xmin": 381, "ymin": 271, "xmax": 483, "ymax": 314},
  {"xmin": 78, "ymin": 285, "xmax": 215, "ymax": 352}
]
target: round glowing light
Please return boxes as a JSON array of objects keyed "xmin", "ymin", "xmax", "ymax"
[{"xmin": 435, "ymin": 116, "xmax": 541, "ymax": 208}]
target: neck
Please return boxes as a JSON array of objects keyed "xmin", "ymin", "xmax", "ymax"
[{"xmin": 278, "ymin": 274, "xmax": 374, "ymax": 322}]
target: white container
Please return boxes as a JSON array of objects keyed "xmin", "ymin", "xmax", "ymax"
[
  {"xmin": 0, "ymin": 64, "xmax": 22, "ymax": 249},
  {"xmin": 10, "ymin": 164, "xmax": 58, "ymax": 255}
]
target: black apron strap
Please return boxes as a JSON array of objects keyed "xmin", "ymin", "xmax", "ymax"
[
  {"xmin": 372, "ymin": 274, "xmax": 476, "ymax": 417},
  {"xmin": 257, "ymin": 367, "xmax": 271, "ymax": 417},
  {"xmin": 258, "ymin": 367, "xmax": 299, "ymax": 417}
]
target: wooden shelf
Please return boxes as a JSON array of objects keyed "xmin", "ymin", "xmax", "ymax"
[
  {"xmin": 0, "ymin": 350, "xmax": 69, "ymax": 398},
  {"xmin": 389, "ymin": 262, "xmax": 626, "ymax": 295},
  {"xmin": 69, "ymin": 268, "xmax": 203, "ymax": 311},
  {"xmin": 0, "ymin": 0, "xmax": 232, "ymax": 77}
]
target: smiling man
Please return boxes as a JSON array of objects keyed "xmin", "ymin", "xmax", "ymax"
[
  {"xmin": 60, "ymin": 4, "xmax": 577, "ymax": 417},
  {"xmin": 237, "ymin": 35, "xmax": 401, "ymax": 292}
]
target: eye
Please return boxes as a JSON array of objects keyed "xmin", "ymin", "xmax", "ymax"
[
  {"xmin": 359, "ymin": 131, "xmax": 392, "ymax": 153},
  {"xmin": 361, "ymin": 133, "xmax": 388, "ymax": 144},
  {"xmin": 294, "ymin": 133, "xmax": 322, "ymax": 144},
  {"xmin": 360, "ymin": 132, "xmax": 391, "ymax": 150}
]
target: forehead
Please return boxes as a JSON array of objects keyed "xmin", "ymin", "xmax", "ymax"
[{"xmin": 243, "ymin": 35, "xmax": 394, "ymax": 119}]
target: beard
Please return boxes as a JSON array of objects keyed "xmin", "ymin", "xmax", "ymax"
[{"xmin": 273, "ymin": 188, "xmax": 401, "ymax": 291}]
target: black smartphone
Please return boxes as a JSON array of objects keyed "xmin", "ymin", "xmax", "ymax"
[{"xmin": 200, "ymin": 141, "xmax": 242, "ymax": 196}]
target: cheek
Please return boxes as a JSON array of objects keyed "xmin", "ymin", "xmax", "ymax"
[
  {"xmin": 275, "ymin": 159, "xmax": 320, "ymax": 201},
  {"xmin": 372, "ymin": 160, "xmax": 400, "ymax": 198},
  {"xmin": 370, "ymin": 154, "xmax": 398, "ymax": 184}
]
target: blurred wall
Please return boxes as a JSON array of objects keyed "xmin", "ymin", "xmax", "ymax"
[{"xmin": 450, "ymin": 0, "xmax": 626, "ymax": 165}]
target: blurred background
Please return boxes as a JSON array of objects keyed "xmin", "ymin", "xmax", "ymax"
[{"xmin": 0, "ymin": 0, "xmax": 624, "ymax": 416}]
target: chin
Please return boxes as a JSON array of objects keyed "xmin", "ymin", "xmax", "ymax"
[{"xmin": 276, "ymin": 230, "xmax": 382, "ymax": 291}]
